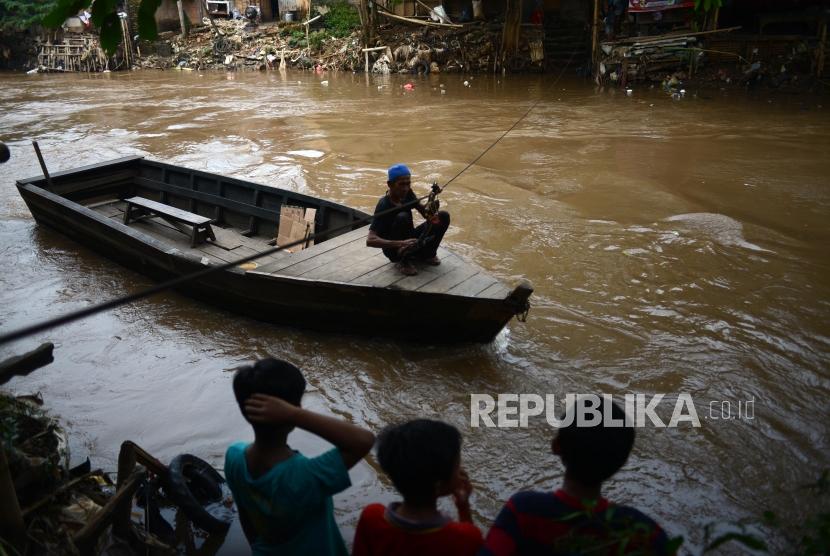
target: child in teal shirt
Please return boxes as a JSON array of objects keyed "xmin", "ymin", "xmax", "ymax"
[{"xmin": 225, "ymin": 358, "xmax": 374, "ymax": 555}]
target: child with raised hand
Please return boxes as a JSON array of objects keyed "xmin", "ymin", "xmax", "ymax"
[
  {"xmin": 479, "ymin": 398, "xmax": 674, "ymax": 556},
  {"xmin": 352, "ymin": 419, "xmax": 483, "ymax": 556},
  {"xmin": 225, "ymin": 358, "xmax": 374, "ymax": 556}
]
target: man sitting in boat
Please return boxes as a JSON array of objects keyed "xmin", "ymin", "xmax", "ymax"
[{"xmin": 366, "ymin": 164, "xmax": 451, "ymax": 276}]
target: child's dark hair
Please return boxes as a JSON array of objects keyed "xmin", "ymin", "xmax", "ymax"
[
  {"xmin": 557, "ymin": 399, "xmax": 634, "ymax": 487},
  {"xmin": 377, "ymin": 419, "xmax": 461, "ymax": 504},
  {"xmin": 233, "ymin": 358, "xmax": 306, "ymax": 435}
]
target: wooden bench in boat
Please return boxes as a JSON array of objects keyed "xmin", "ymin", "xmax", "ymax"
[{"xmin": 123, "ymin": 196, "xmax": 216, "ymax": 247}]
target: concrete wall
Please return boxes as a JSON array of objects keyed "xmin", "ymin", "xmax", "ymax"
[{"xmin": 155, "ymin": 0, "xmax": 204, "ymax": 32}]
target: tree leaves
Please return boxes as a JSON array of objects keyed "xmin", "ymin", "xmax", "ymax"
[
  {"xmin": 42, "ymin": 0, "xmax": 86, "ymax": 28},
  {"xmin": 89, "ymin": 0, "xmax": 116, "ymax": 28},
  {"xmin": 0, "ymin": 0, "xmax": 59, "ymax": 32},
  {"xmin": 41, "ymin": 0, "xmax": 162, "ymax": 54},
  {"xmin": 137, "ymin": 0, "xmax": 161, "ymax": 41}
]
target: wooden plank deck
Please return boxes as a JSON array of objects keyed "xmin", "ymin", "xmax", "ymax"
[
  {"xmin": 89, "ymin": 199, "xmax": 512, "ymax": 300},
  {"xmin": 249, "ymin": 227, "xmax": 510, "ymax": 300},
  {"xmin": 88, "ymin": 200, "xmax": 289, "ymax": 268}
]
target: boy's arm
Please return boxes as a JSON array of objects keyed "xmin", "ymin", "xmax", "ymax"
[
  {"xmin": 237, "ymin": 506, "xmax": 258, "ymax": 545},
  {"xmin": 453, "ymin": 468, "xmax": 474, "ymax": 523},
  {"xmin": 245, "ymin": 394, "xmax": 374, "ymax": 468}
]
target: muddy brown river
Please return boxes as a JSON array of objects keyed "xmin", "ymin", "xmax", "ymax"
[{"xmin": 1, "ymin": 70, "xmax": 828, "ymax": 553}]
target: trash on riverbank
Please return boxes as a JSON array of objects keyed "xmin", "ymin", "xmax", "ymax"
[
  {"xmin": 2, "ymin": 389, "xmax": 234, "ymax": 554},
  {"xmin": 132, "ymin": 17, "xmax": 516, "ymax": 74}
]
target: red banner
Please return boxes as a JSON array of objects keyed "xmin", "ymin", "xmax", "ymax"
[{"xmin": 628, "ymin": 0, "xmax": 696, "ymax": 12}]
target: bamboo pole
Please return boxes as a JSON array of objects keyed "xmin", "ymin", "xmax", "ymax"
[
  {"xmin": 177, "ymin": 0, "xmax": 188, "ymax": 39},
  {"xmin": 363, "ymin": 45, "xmax": 386, "ymax": 73},
  {"xmin": 376, "ymin": 10, "xmax": 462, "ymax": 28},
  {"xmin": 591, "ymin": 0, "xmax": 599, "ymax": 75},
  {"xmin": 602, "ymin": 25, "xmax": 742, "ymax": 46}
]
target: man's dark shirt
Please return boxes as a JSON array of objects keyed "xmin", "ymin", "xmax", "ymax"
[{"xmin": 369, "ymin": 189, "xmax": 418, "ymax": 238}]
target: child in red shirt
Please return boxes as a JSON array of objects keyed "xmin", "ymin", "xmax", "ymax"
[{"xmin": 352, "ymin": 419, "xmax": 483, "ymax": 556}]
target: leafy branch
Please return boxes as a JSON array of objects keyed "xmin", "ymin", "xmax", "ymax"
[{"xmin": 42, "ymin": 0, "xmax": 162, "ymax": 53}]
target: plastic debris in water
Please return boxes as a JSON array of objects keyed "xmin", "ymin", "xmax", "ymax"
[
  {"xmin": 403, "ymin": 83, "xmax": 414, "ymax": 90},
  {"xmin": 463, "ymin": 80, "xmax": 469, "ymax": 87},
  {"xmin": 321, "ymin": 80, "xmax": 329, "ymax": 86},
  {"xmin": 625, "ymin": 88, "xmax": 633, "ymax": 96}
]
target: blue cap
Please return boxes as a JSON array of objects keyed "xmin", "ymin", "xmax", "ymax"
[{"xmin": 387, "ymin": 164, "xmax": 411, "ymax": 183}]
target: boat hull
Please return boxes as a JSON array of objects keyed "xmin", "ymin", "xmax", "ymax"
[{"xmin": 16, "ymin": 158, "xmax": 531, "ymax": 343}]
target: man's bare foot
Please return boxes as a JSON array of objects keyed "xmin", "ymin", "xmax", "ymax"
[
  {"xmin": 396, "ymin": 261, "xmax": 418, "ymax": 276},
  {"xmin": 423, "ymin": 256, "xmax": 441, "ymax": 266}
]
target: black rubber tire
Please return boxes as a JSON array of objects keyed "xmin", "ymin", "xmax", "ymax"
[{"xmin": 166, "ymin": 454, "xmax": 230, "ymax": 534}]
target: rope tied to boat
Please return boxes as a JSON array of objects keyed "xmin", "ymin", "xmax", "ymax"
[{"xmin": 515, "ymin": 300, "xmax": 530, "ymax": 323}]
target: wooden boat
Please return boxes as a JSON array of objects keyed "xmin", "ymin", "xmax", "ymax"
[{"xmin": 16, "ymin": 156, "xmax": 533, "ymax": 343}]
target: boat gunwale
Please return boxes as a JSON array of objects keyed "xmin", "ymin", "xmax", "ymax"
[
  {"xmin": 16, "ymin": 158, "xmax": 533, "ymax": 341},
  {"xmin": 22, "ymin": 179, "xmax": 516, "ymax": 303}
]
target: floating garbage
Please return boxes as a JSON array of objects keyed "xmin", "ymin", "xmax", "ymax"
[
  {"xmin": 403, "ymin": 82, "xmax": 414, "ymax": 90},
  {"xmin": 625, "ymin": 88, "xmax": 633, "ymax": 96},
  {"xmin": 463, "ymin": 80, "xmax": 469, "ymax": 86},
  {"xmin": 321, "ymin": 80, "xmax": 329, "ymax": 86}
]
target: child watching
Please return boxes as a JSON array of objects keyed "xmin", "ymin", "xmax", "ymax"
[
  {"xmin": 352, "ymin": 419, "xmax": 483, "ymax": 555},
  {"xmin": 480, "ymin": 399, "xmax": 674, "ymax": 555},
  {"xmin": 225, "ymin": 358, "xmax": 374, "ymax": 555}
]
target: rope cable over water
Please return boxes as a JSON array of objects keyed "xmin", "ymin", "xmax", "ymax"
[{"xmin": 0, "ymin": 43, "xmax": 582, "ymax": 346}]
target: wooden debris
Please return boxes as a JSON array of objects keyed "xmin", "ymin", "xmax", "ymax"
[
  {"xmin": 378, "ymin": 11, "xmax": 463, "ymax": 29},
  {"xmin": 0, "ymin": 342, "xmax": 54, "ymax": 385}
]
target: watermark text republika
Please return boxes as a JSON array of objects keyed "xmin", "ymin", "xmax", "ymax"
[{"xmin": 470, "ymin": 394, "xmax": 755, "ymax": 428}]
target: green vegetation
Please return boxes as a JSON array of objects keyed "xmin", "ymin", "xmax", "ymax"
[
  {"xmin": 693, "ymin": 0, "xmax": 722, "ymax": 12},
  {"xmin": 0, "ymin": 0, "xmax": 57, "ymax": 32},
  {"xmin": 318, "ymin": 0, "xmax": 359, "ymax": 38},
  {"xmin": 700, "ymin": 471, "xmax": 829, "ymax": 554},
  {"xmin": 43, "ymin": 0, "xmax": 163, "ymax": 53},
  {"xmin": 309, "ymin": 30, "xmax": 326, "ymax": 51}
]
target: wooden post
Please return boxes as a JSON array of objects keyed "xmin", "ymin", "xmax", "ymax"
[
  {"xmin": 305, "ymin": 1, "xmax": 311, "ymax": 54},
  {"xmin": 818, "ymin": 21, "xmax": 827, "ymax": 78},
  {"xmin": 591, "ymin": 0, "xmax": 599, "ymax": 75},
  {"xmin": 177, "ymin": 0, "xmax": 188, "ymax": 39},
  {"xmin": 362, "ymin": 46, "xmax": 386, "ymax": 73},
  {"xmin": 712, "ymin": 6, "xmax": 720, "ymax": 30},
  {"xmin": 75, "ymin": 469, "xmax": 146, "ymax": 552}
]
